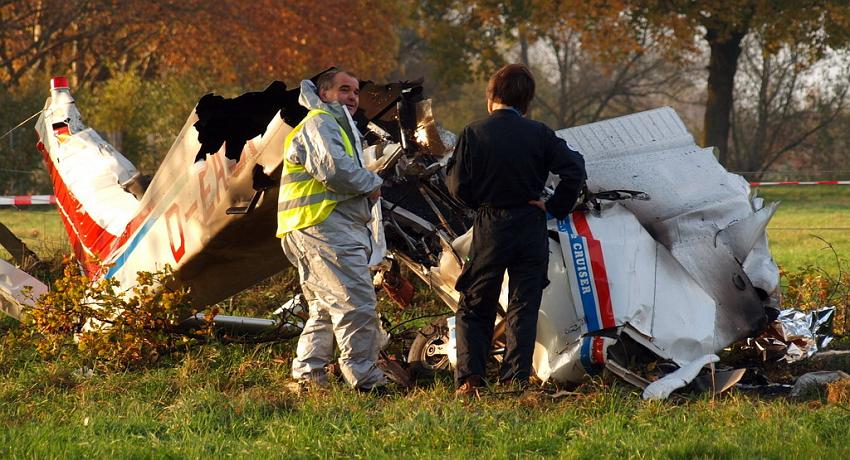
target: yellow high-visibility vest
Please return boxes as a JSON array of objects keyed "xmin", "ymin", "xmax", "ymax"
[{"xmin": 276, "ymin": 109, "xmax": 355, "ymax": 237}]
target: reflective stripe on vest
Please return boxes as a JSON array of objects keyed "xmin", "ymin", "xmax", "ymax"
[{"xmin": 276, "ymin": 109, "xmax": 355, "ymax": 237}]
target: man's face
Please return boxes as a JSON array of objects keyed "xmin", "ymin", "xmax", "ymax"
[{"xmin": 319, "ymin": 72, "xmax": 360, "ymax": 115}]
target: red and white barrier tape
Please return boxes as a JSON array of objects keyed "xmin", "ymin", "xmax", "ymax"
[
  {"xmin": 749, "ymin": 180, "xmax": 850, "ymax": 186},
  {"xmin": 0, "ymin": 195, "xmax": 57, "ymax": 206},
  {"xmin": 0, "ymin": 179, "xmax": 848, "ymax": 207}
]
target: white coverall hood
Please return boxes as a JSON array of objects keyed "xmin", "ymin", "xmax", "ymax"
[{"xmin": 298, "ymin": 79, "xmax": 358, "ymax": 144}]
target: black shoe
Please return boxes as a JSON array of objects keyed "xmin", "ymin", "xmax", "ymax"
[
  {"xmin": 355, "ymin": 384, "xmax": 393, "ymax": 396},
  {"xmin": 498, "ymin": 378, "xmax": 530, "ymax": 391}
]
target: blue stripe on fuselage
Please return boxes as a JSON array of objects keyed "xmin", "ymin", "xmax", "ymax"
[
  {"xmin": 105, "ymin": 217, "xmax": 158, "ymax": 278},
  {"xmin": 580, "ymin": 336, "xmax": 594, "ymax": 371},
  {"xmin": 559, "ymin": 217, "xmax": 600, "ymax": 332}
]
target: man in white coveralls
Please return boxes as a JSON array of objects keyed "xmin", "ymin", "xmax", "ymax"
[{"xmin": 277, "ymin": 68, "xmax": 386, "ymax": 391}]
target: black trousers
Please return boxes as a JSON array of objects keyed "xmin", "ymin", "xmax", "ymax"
[{"xmin": 454, "ymin": 206, "xmax": 549, "ymax": 385}]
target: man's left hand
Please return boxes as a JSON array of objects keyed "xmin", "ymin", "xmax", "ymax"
[{"xmin": 528, "ymin": 199, "xmax": 546, "ymax": 212}]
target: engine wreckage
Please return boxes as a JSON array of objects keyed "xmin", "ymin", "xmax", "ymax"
[{"xmin": 0, "ymin": 73, "xmax": 834, "ymax": 399}]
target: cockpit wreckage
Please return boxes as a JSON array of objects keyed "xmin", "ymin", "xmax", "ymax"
[{"xmin": 0, "ymin": 73, "xmax": 834, "ymax": 399}]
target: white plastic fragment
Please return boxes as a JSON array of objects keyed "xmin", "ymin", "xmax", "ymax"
[
  {"xmin": 0, "ymin": 259, "xmax": 48, "ymax": 320},
  {"xmin": 642, "ymin": 354, "xmax": 720, "ymax": 400}
]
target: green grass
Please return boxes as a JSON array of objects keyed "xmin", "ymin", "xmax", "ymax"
[
  {"xmin": 758, "ymin": 186, "xmax": 850, "ymax": 273},
  {"xmin": 1, "ymin": 339, "xmax": 849, "ymax": 459},
  {"xmin": 0, "ymin": 208, "xmax": 69, "ymax": 261},
  {"xmin": 1, "ymin": 188, "xmax": 849, "ymax": 459}
]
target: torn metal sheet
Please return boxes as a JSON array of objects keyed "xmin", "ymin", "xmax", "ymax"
[
  {"xmin": 747, "ymin": 307, "xmax": 834, "ymax": 363},
  {"xmin": 0, "ymin": 259, "xmax": 48, "ymax": 320},
  {"xmin": 32, "ymin": 76, "xmax": 410, "ymax": 308},
  {"xmin": 386, "ymin": 106, "xmax": 780, "ymax": 398},
  {"xmin": 642, "ymin": 354, "xmax": 719, "ymax": 400},
  {"xmin": 36, "ymin": 79, "xmax": 293, "ymax": 305},
  {"xmin": 556, "ymin": 108, "xmax": 775, "ymax": 347}
]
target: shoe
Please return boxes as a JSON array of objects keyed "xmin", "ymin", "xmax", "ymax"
[
  {"xmin": 355, "ymin": 384, "xmax": 393, "ymax": 397},
  {"xmin": 497, "ymin": 378, "xmax": 530, "ymax": 392},
  {"xmin": 287, "ymin": 370, "xmax": 329, "ymax": 393},
  {"xmin": 455, "ymin": 375, "xmax": 485, "ymax": 399}
]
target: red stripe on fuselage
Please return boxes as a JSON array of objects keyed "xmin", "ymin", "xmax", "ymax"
[
  {"xmin": 38, "ymin": 136, "xmax": 149, "ymax": 275},
  {"xmin": 572, "ymin": 212, "xmax": 615, "ymax": 329},
  {"xmin": 37, "ymin": 136, "xmax": 151, "ymax": 275}
]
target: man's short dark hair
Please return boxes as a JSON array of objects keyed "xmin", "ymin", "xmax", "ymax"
[
  {"xmin": 317, "ymin": 68, "xmax": 357, "ymax": 93},
  {"xmin": 486, "ymin": 64, "xmax": 535, "ymax": 114}
]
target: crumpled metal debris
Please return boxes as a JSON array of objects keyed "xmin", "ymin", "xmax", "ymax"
[
  {"xmin": 412, "ymin": 99, "xmax": 449, "ymax": 156},
  {"xmin": 747, "ymin": 307, "xmax": 834, "ymax": 363}
]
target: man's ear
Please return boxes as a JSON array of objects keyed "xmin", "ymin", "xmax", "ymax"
[{"xmin": 486, "ymin": 98, "xmax": 494, "ymax": 114}]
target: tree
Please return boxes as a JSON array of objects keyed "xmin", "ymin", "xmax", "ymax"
[
  {"xmin": 1, "ymin": 0, "xmax": 404, "ymax": 90},
  {"xmin": 1, "ymin": 0, "xmax": 406, "ymax": 193},
  {"xmin": 627, "ymin": 1, "xmax": 850, "ymax": 165},
  {"xmin": 0, "ymin": 1, "xmax": 196, "ymax": 89},
  {"xmin": 0, "ymin": 80, "xmax": 49, "ymax": 195},
  {"xmin": 528, "ymin": 20, "xmax": 692, "ymax": 127},
  {"xmin": 414, "ymin": 0, "xmax": 694, "ymax": 128},
  {"xmin": 159, "ymin": 0, "xmax": 403, "ymax": 87},
  {"xmin": 730, "ymin": 37, "xmax": 850, "ymax": 179}
]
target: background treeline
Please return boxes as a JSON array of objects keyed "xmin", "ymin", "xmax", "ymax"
[{"xmin": 2, "ymin": 0, "xmax": 850, "ymax": 194}]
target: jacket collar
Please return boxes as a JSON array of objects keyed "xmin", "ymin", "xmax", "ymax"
[{"xmin": 492, "ymin": 107, "xmax": 522, "ymax": 117}]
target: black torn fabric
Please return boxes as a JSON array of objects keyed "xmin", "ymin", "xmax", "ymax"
[
  {"xmin": 193, "ymin": 80, "xmax": 302, "ymax": 163},
  {"xmin": 191, "ymin": 75, "xmax": 425, "ymax": 164}
]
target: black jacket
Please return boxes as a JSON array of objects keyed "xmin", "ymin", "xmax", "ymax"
[{"xmin": 445, "ymin": 109, "xmax": 586, "ymax": 219}]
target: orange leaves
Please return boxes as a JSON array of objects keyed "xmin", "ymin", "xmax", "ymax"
[
  {"xmin": 162, "ymin": 0, "xmax": 402, "ymax": 85},
  {"xmin": 1, "ymin": 0, "xmax": 403, "ymax": 89}
]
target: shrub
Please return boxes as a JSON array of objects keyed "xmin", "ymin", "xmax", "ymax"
[
  {"xmin": 20, "ymin": 259, "xmax": 210, "ymax": 369},
  {"xmin": 781, "ymin": 260, "xmax": 850, "ymax": 336}
]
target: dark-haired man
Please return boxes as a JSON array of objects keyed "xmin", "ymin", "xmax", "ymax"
[
  {"xmin": 278, "ymin": 69, "xmax": 386, "ymax": 392},
  {"xmin": 446, "ymin": 64, "xmax": 586, "ymax": 396}
]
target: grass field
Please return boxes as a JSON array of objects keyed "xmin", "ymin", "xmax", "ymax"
[
  {"xmin": 1, "ymin": 187, "xmax": 849, "ymax": 458},
  {"xmin": 1, "ymin": 344, "xmax": 849, "ymax": 459},
  {"xmin": 757, "ymin": 186, "xmax": 850, "ymax": 273},
  {"xmin": 0, "ymin": 207, "xmax": 69, "ymax": 261}
]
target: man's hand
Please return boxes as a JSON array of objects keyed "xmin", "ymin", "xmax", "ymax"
[
  {"xmin": 528, "ymin": 199, "xmax": 546, "ymax": 212},
  {"xmin": 367, "ymin": 186, "xmax": 382, "ymax": 201}
]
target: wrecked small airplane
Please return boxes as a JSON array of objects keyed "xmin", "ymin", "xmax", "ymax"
[{"xmin": 0, "ymin": 72, "xmax": 795, "ymax": 398}]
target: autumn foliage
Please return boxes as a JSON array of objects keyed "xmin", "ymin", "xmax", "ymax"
[
  {"xmin": 782, "ymin": 265, "xmax": 850, "ymax": 336},
  {"xmin": 163, "ymin": 0, "xmax": 402, "ymax": 85},
  {"xmin": 20, "ymin": 259, "xmax": 208, "ymax": 369},
  {"xmin": 0, "ymin": 0, "xmax": 402, "ymax": 89}
]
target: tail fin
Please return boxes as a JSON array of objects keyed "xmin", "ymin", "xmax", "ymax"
[{"xmin": 34, "ymin": 77, "xmax": 142, "ymax": 273}]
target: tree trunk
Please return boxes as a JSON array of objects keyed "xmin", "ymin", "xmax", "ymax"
[
  {"xmin": 704, "ymin": 28, "xmax": 745, "ymax": 165},
  {"xmin": 0, "ymin": 221, "xmax": 42, "ymax": 271},
  {"xmin": 748, "ymin": 51, "xmax": 771, "ymax": 179}
]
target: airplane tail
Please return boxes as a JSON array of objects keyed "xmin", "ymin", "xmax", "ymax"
[
  {"xmin": 32, "ymin": 75, "xmax": 292, "ymax": 308},
  {"xmin": 34, "ymin": 77, "xmax": 143, "ymax": 273}
]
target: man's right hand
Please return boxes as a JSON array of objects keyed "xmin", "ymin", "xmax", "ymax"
[{"xmin": 367, "ymin": 186, "xmax": 382, "ymax": 201}]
